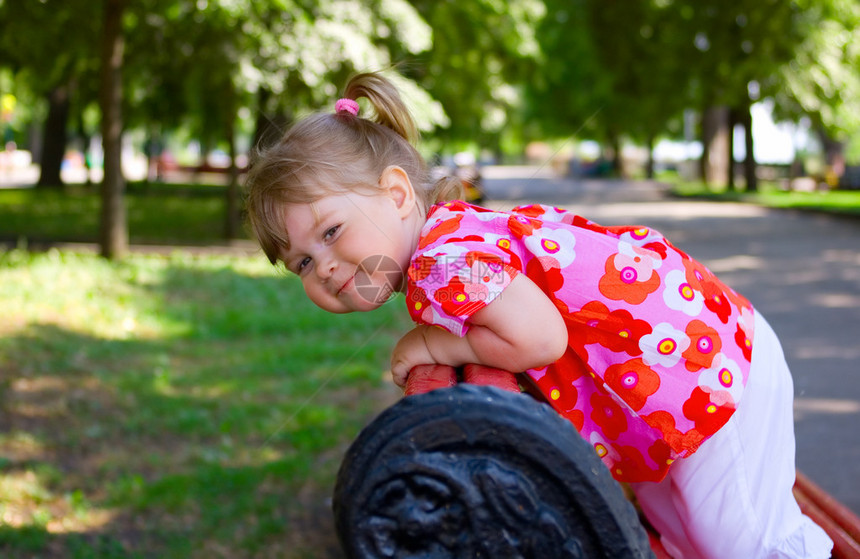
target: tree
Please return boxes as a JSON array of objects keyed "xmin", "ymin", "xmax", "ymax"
[
  {"xmin": 667, "ymin": 0, "xmax": 802, "ymax": 190},
  {"xmin": 771, "ymin": 0, "xmax": 860, "ymax": 180},
  {"xmin": 0, "ymin": 0, "xmax": 101, "ymax": 188},
  {"xmin": 524, "ymin": 1, "xmax": 602, "ymax": 142},
  {"xmin": 408, "ymin": 0, "xmax": 545, "ymax": 154},
  {"xmin": 582, "ymin": 0, "xmax": 691, "ymax": 177},
  {"xmin": 99, "ymin": 0, "xmax": 126, "ymax": 259}
]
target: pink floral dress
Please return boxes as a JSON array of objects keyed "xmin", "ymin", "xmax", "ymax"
[{"xmin": 406, "ymin": 201, "xmax": 756, "ymax": 483}]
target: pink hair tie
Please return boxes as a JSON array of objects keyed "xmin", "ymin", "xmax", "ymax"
[{"xmin": 335, "ymin": 98, "xmax": 360, "ymax": 116}]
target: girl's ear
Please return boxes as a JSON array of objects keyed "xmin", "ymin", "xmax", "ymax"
[{"xmin": 379, "ymin": 166, "xmax": 417, "ymax": 218}]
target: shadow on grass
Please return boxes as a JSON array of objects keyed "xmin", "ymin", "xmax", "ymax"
[{"xmin": 0, "ymin": 257, "xmax": 407, "ymax": 558}]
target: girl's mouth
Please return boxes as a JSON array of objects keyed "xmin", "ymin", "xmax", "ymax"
[{"xmin": 337, "ymin": 275, "xmax": 354, "ymax": 296}]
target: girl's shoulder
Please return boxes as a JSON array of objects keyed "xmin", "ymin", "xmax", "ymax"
[{"xmin": 424, "ymin": 201, "xmax": 674, "ymax": 250}]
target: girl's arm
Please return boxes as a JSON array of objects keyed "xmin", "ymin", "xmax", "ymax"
[{"xmin": 390, "ymin": 273, "xmax": 568, "ymax": 388}]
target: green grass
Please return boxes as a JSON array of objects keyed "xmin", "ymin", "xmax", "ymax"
[
  {"xmin": 666, "ymin": 177, "xmax": 860, "ymax": 216},
  {"xmin": 0, "ymin": 183, "xmax": 245, "ymax": 245},
  {"xmin": 0, "ymin": 248, "xmax": 409, "ymax": 557}
]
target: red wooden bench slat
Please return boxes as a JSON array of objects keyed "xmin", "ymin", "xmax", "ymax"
[
  {"xmin": 793, "ymin": 471, "xmax": 860, "ymax": 559},
  {"xmin": 404, "ymin": 364, "xmax": 457, "ymax": 396},
  {"xmin": 794, "ymin": 489, "xmax": 860, "ymax": 559},
  {"xmin": 795, "ymin": 470, "xmax": 860, "ymax": 544},
  {"xmin": 462, "ymin": 364, "xmax": 520, "ymax": 392}
]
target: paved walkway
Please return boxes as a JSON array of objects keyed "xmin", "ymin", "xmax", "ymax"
[{"xmin": 482, "ymin": 167, "xmax": 860, "ymax": 514}]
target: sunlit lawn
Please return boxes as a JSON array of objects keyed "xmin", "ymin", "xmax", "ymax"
[{"xmin": 0, "ymin": 248, "xmax": 408, "ymax": 558}]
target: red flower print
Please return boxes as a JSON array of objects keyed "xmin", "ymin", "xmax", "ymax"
[
  {"xmin": 611, "ymin": 445, "xmax": 665, "ymax": 483},
  {"xmin": 562, "ymin": 409, "xmax": 585, "ymax": 431},
  {"xmin": 726, "ymin": 287, "xmax": 753, "ymax": 314},
  {"xmin": 603, "ymin": 224, "xmax": 646, "ymax": 237},
  {"xmin": 598, "ymin": 254, "xmax": 661, "ymax": 305},
  {"xmin": 643, "ymin": 410, "xmax": 707, "ymax": 454},
  {"xmin": 682, "ymin": 258, "xmax": 732, "ymax": 323},
  {"xmin": 448, "ymin": 234, "xmax": 485, "ymax": 244},
  {"xmin": 570, "ymin": 215, "xmax": 614, "ymax": 235},
  {"xmin": 552, "ymin": 350, "xmax": 589, "ymax": 383},
  {"xmin": 532, "ymin": 356, "xmax": 586, "ymax": 413},
  {"xmin": 683, "ymin": 319, "xmax": 722, "ymax": 372},
  {"xmin": 507, "ymin": 214, "xmax": 542, "ymax": 239},
  {"xmin": 648, "ymin": 439, "xmax": 674, "ymax": 471},
  {"xmin": 435, "ymin": 277, "xmax": 485, "ymax": 317},
  {"xmin": 544, "ymin": 380, "xmax": 578, "ymax": 412},
  {"xmin": 409, "ymin": 254, "xmax": 437, "ymax": 282},
  {"xmin": 734, "ymin": 323, "xmax": 753, "ymax": 361},
  {"xmin": 406, "ymin": 284, "xmax": 433, "ymax": 324},
  {"xmin": 682, "ymin": 257, "xmax": 710, "ymax": 291},
  {"xmin": 493, "ymin": 237, "xmax": 523, "ymax": 271},
  {"xmin": 513, "ymin": 204, "xmax": 547, "ymax": 219},
  {"xmin": 642, "ymin": 241, "xmax": 668, "ymax": 260},
  {"xmin": 682, "ymin": 387, "xmax": 735, "ymax": 437},
  {"xmin": 567, "ymin": 301, "xmax": 651, "ymax": 356},
  {"xmin": 419, "ymin": 214, "xmax": 463, "ymax": 249},
  {"xmin": 604, "ymin": 358, "xmax": 660, "ymax": 411},
  {"xmin": 465, "ymin": 251, "xmax": 506, "ymax": 270},
  {"xmin": 704, "ymin": 290, "xmax": 731, "ymax": 323},
  {"xmin": 590, "ymin": 392, "xmax": 628, "ymax": 440},
  {"xmin": 435, "ymin": 200, "xmax": 472, "ymax": 213},
  {"xmin": 526, "ymin": 255, "xmax": 565, "ymax": 294}
]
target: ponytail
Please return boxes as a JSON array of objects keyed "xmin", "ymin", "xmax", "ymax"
[
  {"xmin": 343, "ymin": 73, "xmax": 419, "ymax": 145},
  {"xmin": 343, "ymin": 71, "xmax": 462, "ymax": 205},
  {"xmin": 430, "ymin": 175, "xmax": 465, "ymax": 204}
]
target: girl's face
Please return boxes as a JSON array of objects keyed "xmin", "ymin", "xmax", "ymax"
[{"xmin": 280, "ymin": 171, "xmax": 419, "ymax": 313}]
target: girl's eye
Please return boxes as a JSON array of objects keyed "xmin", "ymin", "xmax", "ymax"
[
  {"xmin": 297, "ymin": 256, "xmax": 312, "ymax": 272},
  {"xmin": 324, "ymin": 225, "xmax": 340, "ymax": 240}
]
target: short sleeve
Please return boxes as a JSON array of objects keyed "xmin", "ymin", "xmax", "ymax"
[{"xmin": 406, "ymin": 210, "xmax": 520, "ymax": 337}]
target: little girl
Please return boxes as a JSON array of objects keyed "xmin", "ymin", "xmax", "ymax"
[{"xmin": 244, "ymin": 72, "xmax": 833, "ymax": 559}]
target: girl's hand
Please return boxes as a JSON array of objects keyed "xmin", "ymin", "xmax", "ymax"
[
  {"xmin": 390, "ymin": 326, "xmax": 436, "ymax": 388},
  {"xmin": 391, "ymin": 274, "xmax": 567, "ymax": 389}
]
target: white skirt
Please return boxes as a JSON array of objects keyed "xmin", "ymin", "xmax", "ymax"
[{"xmin": 631, "ymin": 312, "xmax": 834, "ymax": 559}]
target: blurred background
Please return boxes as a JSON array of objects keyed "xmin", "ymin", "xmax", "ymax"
[
  {"xmin": 1, "ymin": 1, "xmax": 859, "ymax": 557},
  {"xmin": 1, "ymin": 0, "xmax": 859, "ymax": 255}
]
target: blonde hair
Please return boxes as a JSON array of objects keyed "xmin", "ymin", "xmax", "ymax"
[{"xmin": 245, "ymin": 72, "xmax": 463, "ymax": 264}]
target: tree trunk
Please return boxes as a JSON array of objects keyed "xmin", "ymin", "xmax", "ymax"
[
  {"xmin": 608, "ymin": 134, "xmax": 622, "ymax": 177},
  {"xmin": 741, "ymin": 103, "xmax": 757, "ymax": 192},
  {"xmin": 701, "ymin": 106, "xmax": 730, "ymax": 187},
  {"xmin": 727, "ymin": 108, "xmax": 739, "ymax": 192},
  {"xmin": 37, "ymin": 86, "xmax": 70, "ymax": 188},
  {"xmin": 645, "ymin": 134, "xmax": 655, "ymax": 179},
  {"xmin": 224, "ymin": 84, "xmax": 241, "ymax": 239},
  {"xmin": 77, "ymin": 113, "xmax": 93, "ymax": 185},
  {"xmin": 99, "ymin": 0, "xmax": 127, "ymax": 260}
]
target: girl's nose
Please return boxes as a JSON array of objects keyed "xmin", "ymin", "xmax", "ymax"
[{"xmin": 315, "ymin": 254, "xmax": 336, "ymax": 280}]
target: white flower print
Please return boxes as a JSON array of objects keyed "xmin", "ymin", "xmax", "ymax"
[
  {"xmin": 663, "ymin": 269, "xmax": 704, "ymax": 316},
  {"xmin": 616, "ymin": 240, "xmax": 663, "ymax": 279},
  {"xmin": 697, "ymin": 353, "xmax": 744, "ymax": 407},
  {"xmin": 524, "ymin": 226, "xmax": 577, "ymax": 268},
  {"xmin": 738, "ymin": 306, "xmax": 755, "ymax": 340},
  {"xmin": 640, "ymin": 322, "xmax": 691, "ymax": 368}
]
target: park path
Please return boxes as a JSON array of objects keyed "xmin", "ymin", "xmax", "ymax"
[{"xmin": 482, "ymin": 166, "xmax": 860, "ymax": 515}]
